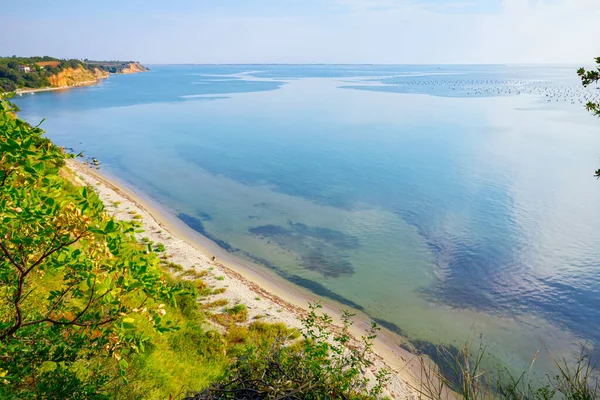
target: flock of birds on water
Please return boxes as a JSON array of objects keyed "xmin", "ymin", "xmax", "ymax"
[{"xmin": 355, "ymin": 76, "xmax": 600, "ymax": 106}]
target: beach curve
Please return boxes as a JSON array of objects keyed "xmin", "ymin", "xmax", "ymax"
[{"xmin": 66, "ymin": 159, "xmax": 425, "ymax": 399}]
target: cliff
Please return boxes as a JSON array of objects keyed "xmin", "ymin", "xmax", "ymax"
[
  {"xmin": 47, "ymin": 66, "xmax": 109, "ymax": 87},
  {"xmin": 83, "ymin": 61, "xmax": 149, "ymax": 74},
  {"xmin": 1, "ymin": 57, "xmax": 148, "ymax": 93},
  {"xmin": 119, "ymin": 62, "xmax": 148, "ymax": 74}
]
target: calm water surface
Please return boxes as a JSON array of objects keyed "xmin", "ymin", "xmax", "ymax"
[{"xmin": 14, "ymin": 65, "xmax": 600, "ymax": 375}]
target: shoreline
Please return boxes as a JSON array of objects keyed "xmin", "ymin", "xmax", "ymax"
[
  {"xmin": 13, "ymin": 67, "xmax": 148, "ymax": 96},
  {"xmin": 14, "ymin": 80, "xmax": 103, "ymax": 95},
  {"xmin": 66, "ymin": 159, "xmax": 423, "ymax": 398},
  {"xmin": 14, "ymin": 80, "xmax": 100, "ymax": 96}
]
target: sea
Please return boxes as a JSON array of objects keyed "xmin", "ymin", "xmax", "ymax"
[{"xmin": 13, "ymin": 64, "xmax": 600, "ymax": 378}]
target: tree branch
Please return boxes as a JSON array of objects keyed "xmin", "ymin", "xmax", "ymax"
[
  {"xmin": 0, "ymin": 270, "xmax": 26, "ymax": 341},
  {"xmin": 24, "ymin": 230, "xmax": 89, "ymax": 276},
  {"xmin": 1, "ymin": 167, "xmax": 14, "ymax": 187},
  {"xmin": 0, "ymin": 239, "xmax": 24, "ymax": 273}
]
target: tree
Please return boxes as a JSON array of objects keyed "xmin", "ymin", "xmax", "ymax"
[
  {"xmin": 578, "ymin": 57, "xmax": 600, "ymax": 117},
  {"xmin": 0, "ymin": 98, "xmax": 177, "ymax": 397},
  {"xmin": 577, "ymin": 58, "xmax": 600, "ymax": 177},
  {"xmin": 0, "ymin": 79, "xmax": 16, "ymax": 93}
]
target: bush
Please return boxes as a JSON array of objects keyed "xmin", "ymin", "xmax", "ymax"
[{"xmin": 187, "ymin": 303, "xmax": 390, "ymax": 399}]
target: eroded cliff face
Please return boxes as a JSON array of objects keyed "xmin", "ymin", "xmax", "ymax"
[
  {"xmin": 47, "ymin": 66, "xmax": 109, "ymax": 87},
  {"xmin": 120, "ymin": 62, "xmax": 148, "ymax": 74}
]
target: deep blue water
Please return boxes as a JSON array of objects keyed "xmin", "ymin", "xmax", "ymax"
[{"xmin": 14, "ymin": 64, "xmax": 600, "ymax": 374}]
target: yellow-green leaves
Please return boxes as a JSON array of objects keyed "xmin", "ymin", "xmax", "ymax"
[
  {"xmin": 38, "ymin": 361, "xmax": 57, "ymax": 374},
  {"xmin": 0, "ymin": 97, "xmax": 177, "ymax": 397},
  {"xmin": 121, "ymin": 318, "xmax": 136, "ymax": 330}
]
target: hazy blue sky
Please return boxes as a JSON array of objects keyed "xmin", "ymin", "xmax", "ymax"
[{"xmin": 2, "ymin": 0, "xmax": 599, "ymax": 64}]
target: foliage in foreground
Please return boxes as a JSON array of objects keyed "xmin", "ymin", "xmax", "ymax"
[
  {"xmin": 578, "ymin": 57, "xmax": 600, "ymax": 118},
  {"xmin": 0, "ymin": 97, "xmax": 183, "ymax": 397},
  {"xmin": 188, "ymin": 303, "xmax": 390, "ymax": 400},
  {"xmin": 577, "ymin": 57, "xmax": 600, "ymax": 178}
]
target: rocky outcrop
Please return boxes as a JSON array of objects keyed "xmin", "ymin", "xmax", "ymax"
[
  {"xmin": 92, "ymin": 67, "xmax": 110, "ymax": 80},
  {"xmin": 119, "ymin": 62, "xmax": 149, "ymax": 74},
  {"xmin": 47, "ymin": 66, "xmax": 109, "ymax": 87}
]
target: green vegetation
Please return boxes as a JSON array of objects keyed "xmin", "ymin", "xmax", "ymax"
[
  {"xmin": 0, "ymin": 56, "xmax": 88, "ymax": 92},
  {"xmin": 190, "ymin": 304, "xmax": 390, "ymax": 399},
  {"xmin": 578, "ymin": 57, "xmax": 600, "ymax": 118},
  {"xmin": 0, "ymin": 56, "xmax": 146, "ymax": 92},
  {"xmin": 0, "ymin": 97, "xmax": 391, "ymax": 399},
  {"xmin": 410, "ymin": 338, "xmax": 598, "ymax": 400},
  {"xmin": 84, "ymin": 61, "xmax": 146, "ymax": 74},
  {"xmin": 578, "ymin": 57, "xmax": 600, "ymax": 177}
]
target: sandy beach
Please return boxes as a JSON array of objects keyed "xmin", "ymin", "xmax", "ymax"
[
  {"xmin": 66, "ymin": 159, "xmax": 423, "ymax": 399},
  {"xmin": 14, "ymin": 81, "xmax": 101, "ymax": 95}
]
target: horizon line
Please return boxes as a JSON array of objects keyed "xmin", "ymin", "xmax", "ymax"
[{"xmin": 142, "ymin": 62, "xmax": 585, "ymax": 66}]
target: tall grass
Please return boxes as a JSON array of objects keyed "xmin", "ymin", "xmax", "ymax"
[{"xmin": 410, "ymin": 339, "xmax": 598, "ymax": 400}]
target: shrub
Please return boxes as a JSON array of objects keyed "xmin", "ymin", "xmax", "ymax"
[{"xmin": 188, "ymin": 303, "xmax": 389, "ymax": 399}]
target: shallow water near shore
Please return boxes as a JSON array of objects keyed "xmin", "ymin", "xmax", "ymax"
[{"xmin": 14, "ymin": 65, "xmax": 600, "ymax": 378}]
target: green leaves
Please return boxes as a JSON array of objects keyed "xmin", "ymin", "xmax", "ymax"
[
  {"xmin": 121, "ymin": 318, "xmax": 136, "ymax": 330},
  {"xmin": 0, "ymin": 98, "xmax": 177, "ymax": 397},
  {"xmin": 38, "ymin": 361, "xmax": 57, "ymax": 374},
  {"xmin": 197, "ymin": 301, "xmax": 388, "ymax": 399},
  {"xmin": 578, "ymin": 57, "xmax": 600, "ymax": 118}
]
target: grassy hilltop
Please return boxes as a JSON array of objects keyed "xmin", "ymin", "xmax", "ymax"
[{"xmin": 0, "ymin": 56, "xmax": 148, "ymax": 92}]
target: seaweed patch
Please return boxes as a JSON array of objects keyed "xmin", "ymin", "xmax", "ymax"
[
  {"xmin": 178, "ymin": 213, "xmax": 237, "ymax": 252},
  {"xmin": 248, "ymin": 221, "xmax": 358, "ymax": 277},
  {"xmin": 196, "ymin": 210, "xmax": 212, "ymax": 221}
]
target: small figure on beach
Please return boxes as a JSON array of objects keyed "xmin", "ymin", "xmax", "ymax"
[{"xmin": 212, "ymin": 256, "xmax": 216, "ymax": 262}]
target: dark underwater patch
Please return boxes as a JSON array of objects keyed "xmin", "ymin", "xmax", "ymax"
[
  {"xmin": 286, "ymin": 275, "xmax": 365, "ymax": 311},
  {"xmin": 372, "ymin": 318, "xmax": 406, "ymax": 336},
  {"xmin": 177, "ymin": 213, "xmax": 408, "ymax": 343},
  {"xmin": 289, "ymin": 222, "xmax": 359, "ymax": 249},
  {"xmin": 249, "ymin": 224, "xmax": 292, "ymax": 238},
  {"xmin": 300, "ymin": 250, "xmax": 354, "ymax": 278},
  {"xmin": 248, "ymin": 221, "xmax": 358, "ymax": 278},
  {"xmin": 236, "ymin": 249, "xmax": 365, "ymax": 311},
  {"xmin": 177, "ymin": 213, "xmax": 236, "ymax": 252},
  {"xmin": 173, "ymin": 215, "xmax": 363, "ymax": 311},
  {"xmin": 196, "ymin": 210, "xmax": 212, "ymax": 221},
  {"xmin": 178, "ymin": 213, "xmax": 206, "ymax": 234}
]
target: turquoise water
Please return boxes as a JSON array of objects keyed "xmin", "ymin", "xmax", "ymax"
[{"xmin": 14, "ymin": 65, "xmax": 600, "ymax": 375}]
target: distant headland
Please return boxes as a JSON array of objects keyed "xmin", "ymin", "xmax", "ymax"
[{"xmin": 0, "ymin": 56, "xmax": 149, "ymax": 93}]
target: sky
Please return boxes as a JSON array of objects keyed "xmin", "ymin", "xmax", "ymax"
[{"xmin": 1, "ymin": 0, "xmax": 599, "ymax": 64}]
